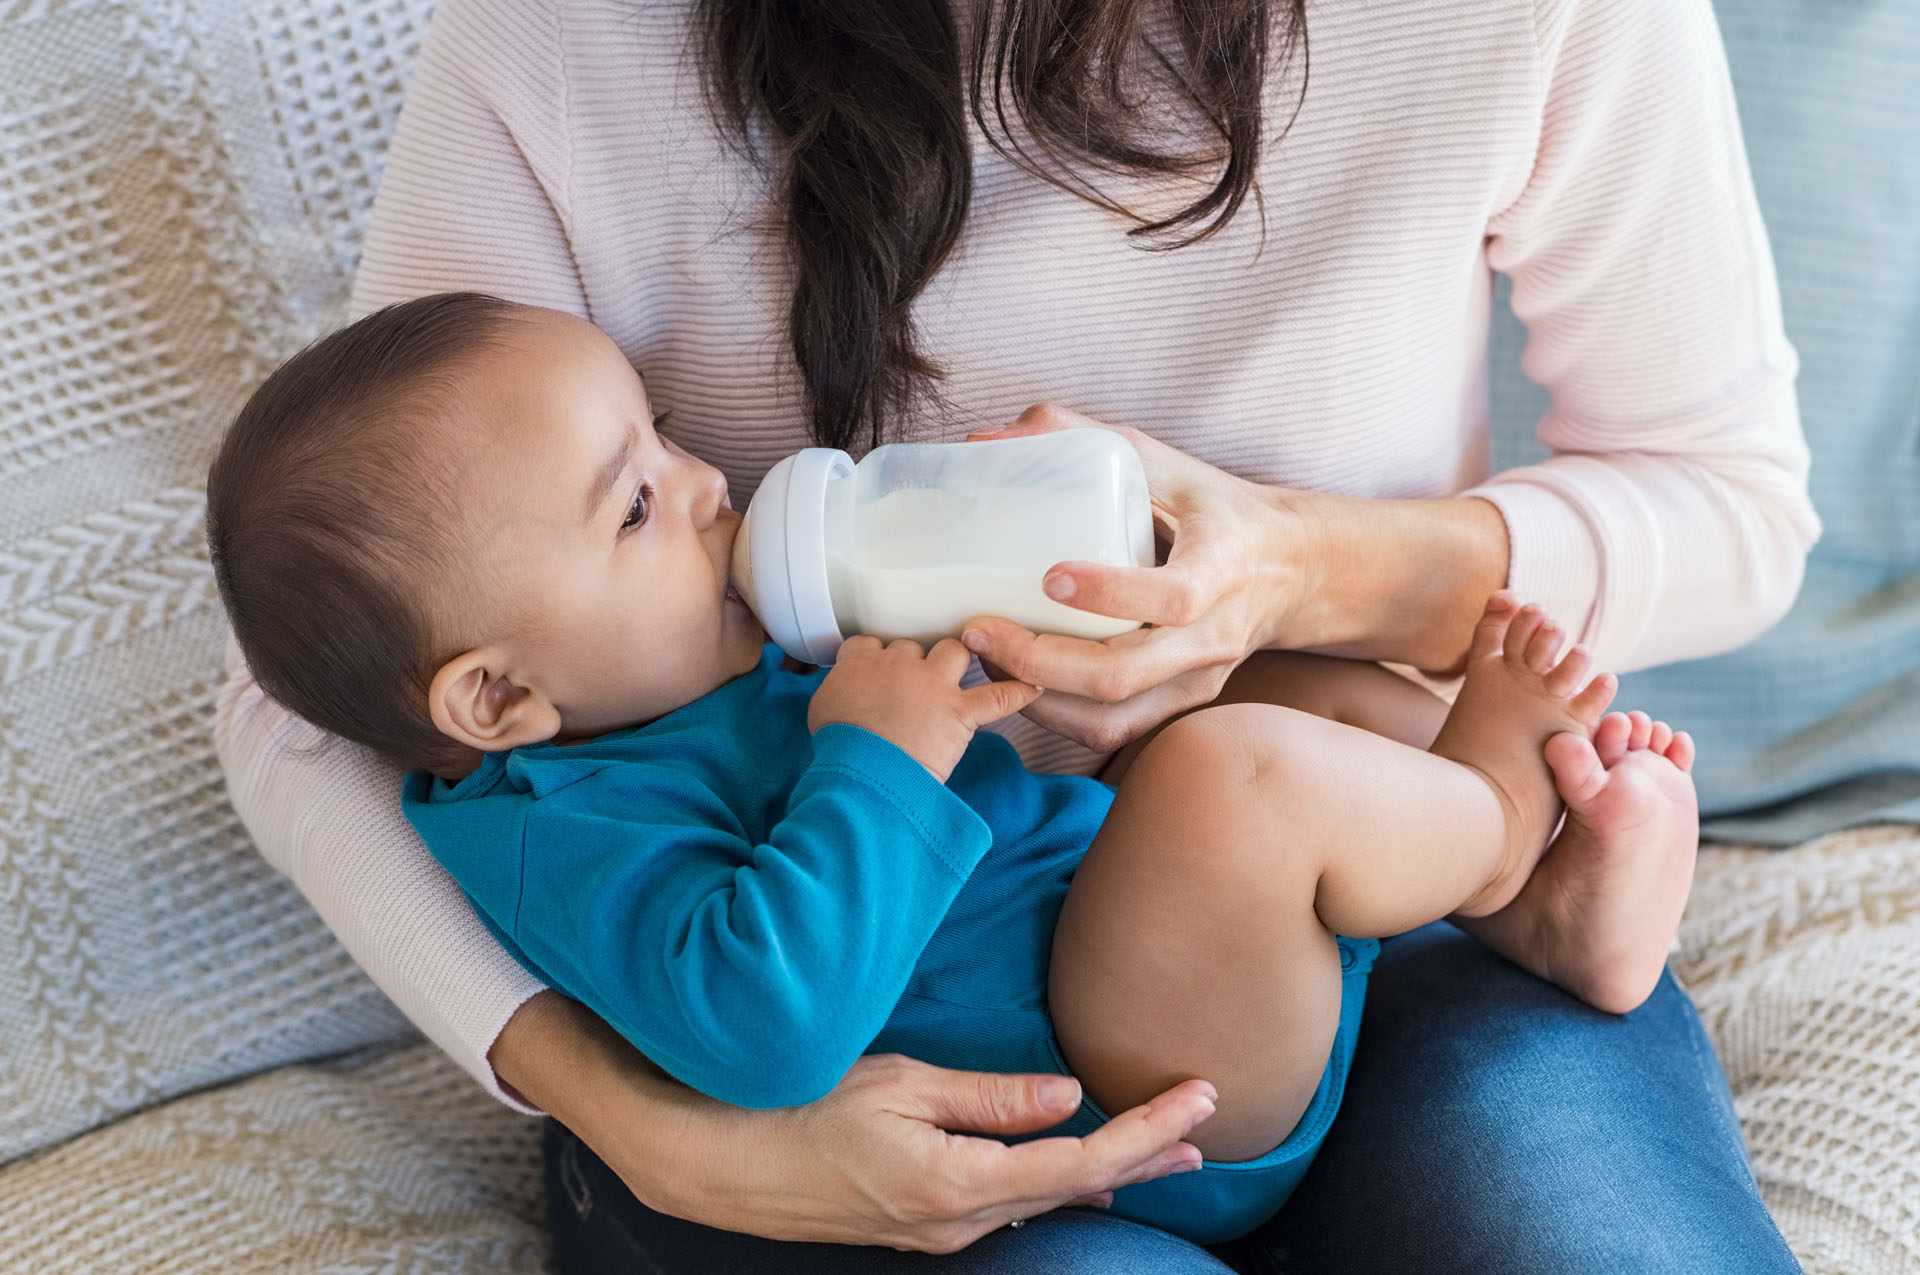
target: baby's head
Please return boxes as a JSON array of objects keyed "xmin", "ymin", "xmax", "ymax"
[{"xmin": 208, "ymin": 293, "xmax": 763, "ymax": 778}]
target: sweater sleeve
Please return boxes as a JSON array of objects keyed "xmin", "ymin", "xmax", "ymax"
[
  {"xmin": 484, "ymin": 726, "xmax": 993, "ymax": 1110},
  {"xmin": 1464, "ymin": 0, "xmax": 1820, "ymax": 672},
  {"xmin": 348, "ymin": 0, "xmax": 587, "ymax": 320},
  {"xmin": 214, "ymin": 0, "xmax": 589, "ymax": 1110},
  {"xmin": 214, "ymin": 640, "xmax": 547, "ymax": 1112}
]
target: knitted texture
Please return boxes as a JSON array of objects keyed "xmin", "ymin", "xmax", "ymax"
[
  {"xmin": 0, "ymin": 0, "xmax": 431, "ymax": 1165},
  {"xmin": 0, "ymin": 1040, "xmax": 548, "ymax": 1273},
  {"xmin": 1676, "ymin": 828, "xmax": 1920, "ymax": 1274},
  {"xmin": 0, "ymin": 0, "xmax": 1915, "ymax": 1271}
]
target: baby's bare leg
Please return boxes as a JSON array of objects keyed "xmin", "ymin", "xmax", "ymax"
[
  {"xmin": 1054, "ymin": 704, "xmax": 1532, "ymax": 1162},
  {"xmin": 1051, "ymin": 602, "xmax": 1615, "ymax": 1162},
  {"xmin": 1097, "ymin": 651, "xmax": 1446, "ymax": 788}
]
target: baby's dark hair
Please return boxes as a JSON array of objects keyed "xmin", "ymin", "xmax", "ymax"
[{"xmin": 207, "ymin": 292, "xmax": 525, "ymax": 775}]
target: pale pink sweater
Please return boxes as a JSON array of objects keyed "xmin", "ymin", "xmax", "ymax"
[{"xmin": 214, "ymin": 0, "xmax": 1819, "ymax": 1106}]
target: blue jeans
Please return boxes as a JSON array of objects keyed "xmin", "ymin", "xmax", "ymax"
[{"xmin": 542, "ymin": 923, "xmax": 1800, "ymax": 1274}]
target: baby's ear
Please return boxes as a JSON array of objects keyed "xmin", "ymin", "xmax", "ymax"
[{"xmin": 429, "ymin": 649, "xmax": 561, "ymax": 752}]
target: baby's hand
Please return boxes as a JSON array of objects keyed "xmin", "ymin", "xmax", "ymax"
[{"xmin": 808, "ymin": 637, "xmax": 1041, "ymax": 782}]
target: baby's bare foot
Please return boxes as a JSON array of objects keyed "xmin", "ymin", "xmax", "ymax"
[
  {"xmin": 1464, "ymin": 710, "xmax": 1700, "ymax": 1014},
  {"xmin": 1429, "ymin": 592, "xmax": 1617, "ymax": 917}
]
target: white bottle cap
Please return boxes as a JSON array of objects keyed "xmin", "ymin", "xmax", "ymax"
[{"xmin": 736, "ymin": 447, "xmax": 854, "ymax": 665}]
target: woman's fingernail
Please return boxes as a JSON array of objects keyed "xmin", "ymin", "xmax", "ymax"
[
  {"xmin": 962, "ymin": 628, "xmax": 990, "ymax": 654},
  {"xmin": 1170, "ymin": 1159, "xmax": 1203, "ymax": 1176},
  {"xmin": 1043, "ymin": 573, "xmax": 1076, "ymax": 601},
  {"xmin": 972, "ymin": 422, "xmax": 1011, "ymax": 436},
  {"xmin": 1038, "ymin": 1076, "xmax": 1081, "ymax": 1112}
]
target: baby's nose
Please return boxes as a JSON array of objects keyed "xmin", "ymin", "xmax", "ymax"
[{"xmin": 690, "ymin": 465, "xmax": 728, "ymax": 526}]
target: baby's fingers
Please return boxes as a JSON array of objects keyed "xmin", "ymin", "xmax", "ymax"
[
  {"xmin": 960, "ymin": 677, "xmax": 1042, "ymax": 727},
  {"xmin": 926, "ymin": 637, "xmax": 975, "ymax": 682}
]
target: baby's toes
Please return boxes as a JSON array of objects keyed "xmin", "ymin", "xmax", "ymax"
[
  {"xmin": 1568, "ymin": 671, "xmax": 1618, "ymax": 727},
  {"xmin": 1524, "ymin": 619, "xmax": 1564, "ymax": 675},
  {"xmin": 1544, "ymin": 643, "xmax": 1592, "ymax": 698},
  {"xmin": 1469, "ymin": 592, "xmax": 1518, "ymax": 661},
  {"xmin": 1593, "ymin": 711, "xmax": 1633, "ymax": 766},
  {"xmin": 1545, "ymin": 731, "xmax": 1608, "ymax": 808},
  {"xmin": 1665, "ymin": 729, "xmax": 1696, "ymax": 774},
  {"xmin": 1626, "ymin": 710, "xmax": 1654, "ymax": 751},
  {"xmin": 1647, "ymin": 720, "xmax": 1673, "ymax": 755},
  {"xmin": 1503, "ymin": 603, "xmax": 1548, "ymax": 668}
]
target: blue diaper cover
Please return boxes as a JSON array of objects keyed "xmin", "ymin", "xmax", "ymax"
[{"xmin": 866, "ymin": 806, "xmax": 1378, "ymax": 1246}]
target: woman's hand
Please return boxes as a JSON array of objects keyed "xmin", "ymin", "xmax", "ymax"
[
  {"xmin": 959, "ymin": 404, "xmax": 1510, "ymax": 753},
  {"xmin": 958, "ymin": 404, "xmax": 1313, "ymax": 753},
  {"xmin": 493, "ymin": 991, "xmax": 1216, "ymax": 1254}
]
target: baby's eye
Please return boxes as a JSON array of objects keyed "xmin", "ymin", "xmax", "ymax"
[{"xmin": 621, "ymin": 484, "xmax": 652, "ymax": 532}]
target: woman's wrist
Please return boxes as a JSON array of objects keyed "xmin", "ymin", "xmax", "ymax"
[
  {"xmin": 1266, "ymin": 489, "xmax": 1510, "ymax": 674},
  {"xmin": 488, "ymin": 991, "xmax": 694, "ymax": 1211}
]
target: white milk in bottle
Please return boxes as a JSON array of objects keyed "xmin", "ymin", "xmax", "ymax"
[{"xmin": 731, "ymin": 430, "xmax": 1155, "ymax": 664}]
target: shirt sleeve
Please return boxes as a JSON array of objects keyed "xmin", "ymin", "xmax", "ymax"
[
  {"xmin": 1465, "ymin": 0, "xmax": 1821, "ymax": 672},
  {"xmin": 213, "ymin": 640, "xmax": 548, "ymax": 1112},
  {"xmin": 490, "ymin": 725, "xmax": 993, "ymax": 1110},
  {"xmin": 214, "ymin": 0, "xmax": 591, "ymax": 1111},
  {"xmin": 348, "ymin": 0, "xmax": 588, "ymax": 320}
]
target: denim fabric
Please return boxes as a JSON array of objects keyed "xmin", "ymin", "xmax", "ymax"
[{"xmin": 543, "ymin": 924, "xmax": 1800, "ymax": 1274}]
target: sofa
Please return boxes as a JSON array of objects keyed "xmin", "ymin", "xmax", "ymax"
[{"xmin": 0, "ymin": 1, "xmax": 1914, "ymax": 1270}]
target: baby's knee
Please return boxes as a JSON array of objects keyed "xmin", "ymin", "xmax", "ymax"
[{"xmin": 1146, "ymin": 702, "xmax": 1312, "ymax": 795}]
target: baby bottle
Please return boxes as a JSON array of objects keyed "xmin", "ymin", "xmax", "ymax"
[{"xmin": 731, "ymin": 430, "xmax": 1156, "ymax": 665}]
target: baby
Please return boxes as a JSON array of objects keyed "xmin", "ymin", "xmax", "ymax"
[{"xmin": 206, "ymin": 293, "xmax": 1700, "ymax": 1245}]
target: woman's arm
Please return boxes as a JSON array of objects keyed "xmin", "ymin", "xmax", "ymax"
[
  {"xmin": 494, "ymin": 990, "xmax": 1217, "ymax": 1253},
  {"xmin": 347, "ymin": 0, "xmax": 588, "ymax": 320},
  {"xmin": 214, "ymin": 642, "xmax": 548, "ymax": 1108},
  {"xmin": 962, "ymin": 0, "xmax": 1818, "ymax": 749},
  {"xmin": 1465, "ymin": 0, "xmax": 1819, "ymax": 669}
]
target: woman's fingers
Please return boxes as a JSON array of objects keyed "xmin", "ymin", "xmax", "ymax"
[
  {"xmin": 974, "ymin": 646, "xmax": 1231, "ymax": 754},
  {"xmin": 886, "ymin": 1058, "xmax": 1214, "ymax": 1186},
  {"xmin": 956, "ymin": 403, "xmax": 1308, "ymax": 754},
  {"xmin": 956, "ymin": 1079, "xmax": 1214, "ymax": 1205},
  {"xmin": 966, "ymin": 617, "xmax": 1236, "ymax": 710},
  {"xmin": 895, "ymin": 1062, "xmax": 1087, "ymax": 1136},
  {"xmin": 1043, "ymin": 545, "xmax": 1231, "ymax": 632},
  {"xmin": 1009, "ymin": 669, "xmax": 1225, "ymax": 754}
]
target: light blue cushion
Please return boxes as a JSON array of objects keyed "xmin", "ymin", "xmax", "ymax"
[{"xmin": 1487, "ymin": 2, "xmax": 1920, "ymax": 843}]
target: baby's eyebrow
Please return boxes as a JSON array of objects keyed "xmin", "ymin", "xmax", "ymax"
[{"xmin": 585, "ymin": 426, "xmax": 636, "ymax": 526}]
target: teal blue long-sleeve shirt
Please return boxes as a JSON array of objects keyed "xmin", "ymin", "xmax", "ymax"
[{"xmin": 402, "ymin": 645, "xmax": 1112, "ymax": 1110}]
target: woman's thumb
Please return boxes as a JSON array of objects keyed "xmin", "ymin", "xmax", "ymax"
[{"xmin": 917, "ymin": 1069, "xmax": 1085, "ymax": 1136}]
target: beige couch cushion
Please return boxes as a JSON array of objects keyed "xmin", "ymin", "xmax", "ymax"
[
  {"xmin": 0, "ymin": 1039, "xmax": 547, "ymax": 1272},
  {"xmin": 0, "ymin": 0, "xmax": 432, "ymax": 1163}
]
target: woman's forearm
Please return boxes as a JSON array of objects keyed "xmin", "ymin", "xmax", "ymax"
[
  {"xmin": 489, "ymin": 990, "xmax": 1218, "ymax": 1249},
  {"xmin": 1275, "ymin": 490, "xmax": 1510, "ymax": 675},
  {"xmin": 489, "ymin": 991, "xmax": 702, "ymax": 1210}
]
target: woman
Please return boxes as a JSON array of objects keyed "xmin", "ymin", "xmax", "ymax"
[{"xmin": 215, "ymin": 0, "xmax": 1817, "ymax": 1268}]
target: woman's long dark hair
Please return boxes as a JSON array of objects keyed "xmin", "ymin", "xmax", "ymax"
[{"xmin": 699, "ymin": 0, "xmax": 1308, "ymax": 453}]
